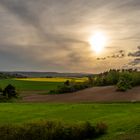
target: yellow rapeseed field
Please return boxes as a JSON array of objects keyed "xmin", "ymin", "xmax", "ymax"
[{"xmin": 15, "ymin": 77, "xmax": 87, "ymax": 82}]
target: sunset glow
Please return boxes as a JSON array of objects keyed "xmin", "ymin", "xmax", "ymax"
[{"xmin": 89, "ymin": 32, "xmax": 108, "ymax": 54}]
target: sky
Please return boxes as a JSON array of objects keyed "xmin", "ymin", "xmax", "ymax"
[{"xmin": 0, "ymin": 0, "xmax": 140, "ymax": 73}]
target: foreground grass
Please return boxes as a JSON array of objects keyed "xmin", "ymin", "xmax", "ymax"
[{"xmin": 0, "ymin": 103, "xmax": 139, "ymax": 139}]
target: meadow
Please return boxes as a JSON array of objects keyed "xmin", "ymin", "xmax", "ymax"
[
  {"xmin": 0, "ymin": 103, "xmax": 139, "ymax": 140},
  {"xmin": 0, "ymin": 77, "xmax": 86, "ymax": 91}
]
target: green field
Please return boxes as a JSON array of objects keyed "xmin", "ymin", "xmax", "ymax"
[
  {"xmin": 0, "ymin": 79, "xmax": 62, "ymax": 91},
  {"xmin": 0, "ymin": 103, "xmax": 139, "ymax": 139},
  {"xmin": 0, "ymin": 77, "xmax": 86, "ymax": 91}
]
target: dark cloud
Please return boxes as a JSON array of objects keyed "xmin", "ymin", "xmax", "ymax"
[
  {"xmin": 128, "ymin": 46, "xmax": 140, "ymax": 57},
  {"xmin": 0, "ymin": 0, "xmax": 39, "ymax": 26},
  {"xmin": 128, "ymin": 46, "xmax": 140, "ymax": 67},
  {"xmin": 0, "ymin": 0, "xmax": 84, "ymax": 44},
  {"xmin": 97, "ymin": 57, "xmax": 106, "ymax": 61},
  {"xmin": 129, "ymin": 58, "xmax": 140, "ymax": 66},
  {"xmin": 97, "ymin": 50, "xmax": 125, "ymax": 60}
]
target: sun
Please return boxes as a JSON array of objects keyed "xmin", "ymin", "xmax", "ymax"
[{"xmin": 89, "ymin": 31, "xmax": 108, "ymax": 54}]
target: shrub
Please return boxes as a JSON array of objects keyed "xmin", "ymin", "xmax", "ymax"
[
  {"xmin": 0, "ymin": 121, "xmax": 107, "ymax": 140},
  {"xmin": 0, "ymin": 87, "xmax": 3, "ymax": 92},
  {"xmin": 117, "ymin": 72, "xmax": 133, "ymax": 91},
  {"xmin": 131, "ymin": 72, "xmax": 140, "ymax": 86},
  {"xmin": 49, "ymin": 81, "xmax": 91, "ymax": 94},
  {"xmin": 87, "ymin": 76, "xmax": 94, "ymax": 86},
  {"xmin": 93, "ymin": 70, "xmax": 120, "ymax": 86},
  {"xmin": 95, "ymin": 122, "xmax": 108, "ymax": 136}
]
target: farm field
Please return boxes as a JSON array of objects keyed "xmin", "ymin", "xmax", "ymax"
[
  {"xmin": 22, "ymin": 86, "xmax": 140, "ymax": 103},
  {"xmin": 0, "ymin": 77, "xmax": 86, "ymax": 91},
  {"xmin": 0, "ymin": 103, "xmax": 139, "ymax": 140},
  {"xmin": 16, "ymin": 77, "xmax": 87, "ymax": 82}
]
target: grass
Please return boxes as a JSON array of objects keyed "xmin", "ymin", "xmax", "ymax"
[
  {"xmin": 0, "ymin": 79, "xmax": 62, "ymax": 91},
  {"xmin": 0, "ymin": 103, "xmax": 139, "ymax": 139},
  {"xmin": 0, "ymin": 78, "xmax": 87, "ymax": 91}
]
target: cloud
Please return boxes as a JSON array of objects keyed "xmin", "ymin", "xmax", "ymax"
[
  {"xmin": 128, "ymin": 46, "xmax": 140, "ymax": 67},
  {"xmin": 129, "ymin": 58, "xmax": 140, "ymax": 66},
  {"xmin": 0, "ymin": 0, "xmax": 140, "ymax": 72},
  {"xmin": 97, "ymin": 50, "xmax": 125, "ymax": 60},
  {"xmin": 128, "ymin": 46, "xmax": 140, "ymax": 57}
]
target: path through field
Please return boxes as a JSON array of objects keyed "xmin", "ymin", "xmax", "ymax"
[{"xmin": 22, "ymin": 86, "xmax": 140, "ymax": 103}]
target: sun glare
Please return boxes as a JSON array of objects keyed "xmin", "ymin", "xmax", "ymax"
[{"xmin": 89, "ymin": 31, "xmax": 108, "ymax": 54}]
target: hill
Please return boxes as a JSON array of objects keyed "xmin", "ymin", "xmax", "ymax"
[{"xmin": 1, "ymin": 71, "xmax": 92, "ymax": 78}]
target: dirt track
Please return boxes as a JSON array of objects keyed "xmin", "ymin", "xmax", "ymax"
[{"xmin": 22, "ymin": 86, "xmax": 140, "ymax": 103}]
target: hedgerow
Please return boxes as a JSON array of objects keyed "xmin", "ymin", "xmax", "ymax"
[{"xmin": 0, "ymin": 121, "xmax": 107, "ymax": 140}]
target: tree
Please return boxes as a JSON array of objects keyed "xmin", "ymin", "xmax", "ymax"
[
  {"xmin": 3, "ymin": 84, "xmax": 17, "ymax": 98},
  {"xmin": 88, "ymin": 76, "xmax": 94, "ymax": 85},
  {"xmin": 64, "ymin": 80, "xmax": 70, "ymax": 86},
  {"xmin": 117, "ymin": 72, "xmax": 132, "ymax": 91}
]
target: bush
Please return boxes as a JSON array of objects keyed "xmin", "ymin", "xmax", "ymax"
[
  {"xmin": 117, "ymin": 72, "xmax": 133, "ymax": 91},
  {"xmin": 95, "ymin": 122, "xmax": 108, "ymax": 136},
  {"xmin": 49, "ymin": 81, "xmax": 91, "ymax": 94},
  {"xmin": 0, "ymin": 121, "xmax": 107, "ymax": 140},
  {"xmin": 93, "ymin": 70, "xmax": 120, "ymax": 86},
  {"xmin": 131, "ymin": 72, "xmax": 140, "ymax": 86},
  {"xmin": 3, "ymin": 84, "xmax": 18, "ymax": 98},
  {"xmin": 0, "ymin": 87, "xmax": 3, "ymax": 92}
]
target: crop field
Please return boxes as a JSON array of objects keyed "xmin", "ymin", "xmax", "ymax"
[
  {"xmin": 0, "ymin": 77, "xmax": 87, "ymax": 91},
  {"xmin": 16, "ymin": 77, "xmax": 87, "ymax": 82},
  {"xmin": 0, "ymin": 103, "xmax": 139, "ymax": 140}
]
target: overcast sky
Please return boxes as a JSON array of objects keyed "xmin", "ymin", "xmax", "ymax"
[{"xmin": 0, "ymin": 0, "xmax": 140, "ymax": 73}]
